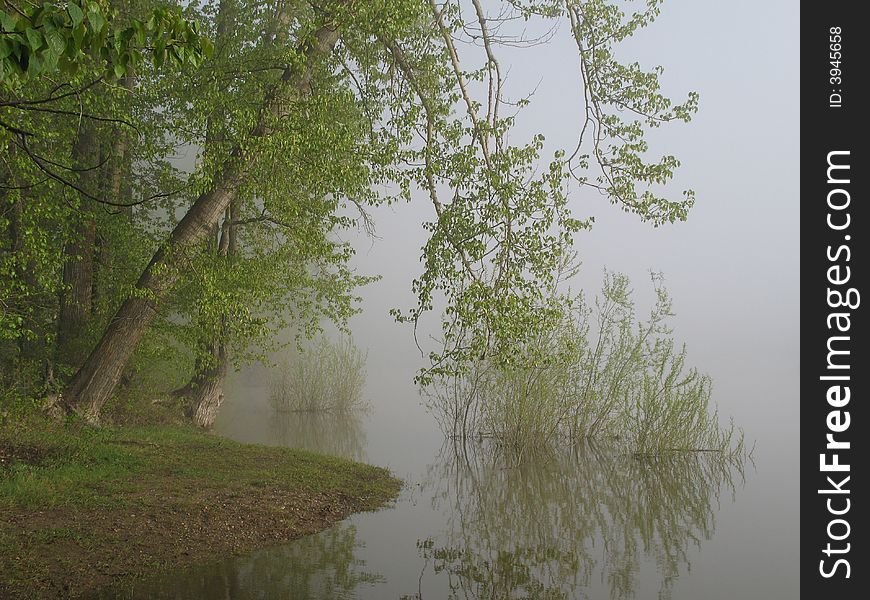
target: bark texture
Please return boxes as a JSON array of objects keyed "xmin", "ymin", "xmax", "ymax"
[
  {"xmin": 175, "ymin": 207, "xmax": 235, "ymax": 428},
  {"xmin": 175, "ymin": 340, "xmax": 228, "ymax": 428},
  {"xmin": 57, "ymin": 125, "xmax": 100, "ymax": 366}
]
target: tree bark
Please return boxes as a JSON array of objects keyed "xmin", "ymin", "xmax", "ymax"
[
  {"xmin": 57, "ymin": 125, "xmax": 100, "ymax": 366},
  {"xmin": 174, "ymin": 209, "xmax": 234, "ymax": 428},
  {"xmin": 61, "ymin": 22, "xmax": 341, "ymax": 420},
  {"xmin": 174, "ymin": 0, "xmax": 241, "ymax": 428},
  {"xmin": 95, "ymin": 76, "xmax": 134, "ymax": 303},
  {"xmin": 57, "ymin": 219, "xmax": 96, "ymax": 355},
  {"xmin": 176, "ymin": 338, "xmax": 229, "ymax": 428}
]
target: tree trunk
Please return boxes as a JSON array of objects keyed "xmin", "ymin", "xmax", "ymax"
[
  {"xmin": 93, "ymin": 77, "xmax": 134, "ymax": 310},
  {"xmin": 107, "ymin": 93, "xmax": 133, "ymax": 213},
  {"xmin": 57, "ymin": 125, "xmax": 100, "ymax": 366},
  {"xmin": 61, "ymin": 22, "xmax": 341, "ymax": 420},
  {"xmin": 61, "ymin": 163, "xmax": 243, "ymax": 421},
  {"xmin": 57, "ymin": 219, "xmax": 96, "ymax": 358},
  {"xmin": 175, "ymin": 215, "xmax": 233, "ymax": 428},
  {"xmin": 168, "ymin": 165, "xmax": 238, "ymax": 428},
  {"xmin": 176, "ymin": 0, "xmax": 238, "ymax": 428},
  {"xmin": 177, "ymin": 340, "xmax": 229, "ymax": 428}
]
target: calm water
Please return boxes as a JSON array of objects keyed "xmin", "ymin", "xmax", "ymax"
[
  {"xmin": 92, "ymin": 2, "xmax": 798, "ymax": 595},
  {"xmin": 95, "ymin": 362, "xmax": 797, "ymax": 600}
]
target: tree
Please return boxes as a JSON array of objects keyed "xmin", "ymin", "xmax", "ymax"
[
  {"xmin": 161, "ymin": 0, "xmax": 372, "ymax": 426},
  {"xmin": 59, "ymin": 4, "xmax": 352, "ymax": 419},
  {"xmin": 4, "ymin": 0, "xmax": 697, "ymax": 424},
  {"xmin": 1, "ymin": 0, "xmax": 210, "ymax": 401}
]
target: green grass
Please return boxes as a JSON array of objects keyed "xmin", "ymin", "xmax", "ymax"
[
  {"xmin": 4, "ymin": 425, "xmax": 396, "ymax": 510},
  {"xmin": 0, "ymin": 419, "xmax": 402, "ymax": 599}
]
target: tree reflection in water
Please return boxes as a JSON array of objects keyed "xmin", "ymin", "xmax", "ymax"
[
  {"xmin": 268, "ymin": 411, "xmax": 368, "ymax": 461},
  {"xmin": 91, "ymin": 413, "xmax": 373, "ymax": 600},
  {"xmin": 408, "ymin": 443, "xmax": 747, "ymax": 600},
  {"xmin": 96, "ymin": 521, "xmax": 380, "ymax": 600},
  {"xmin": 92, "ymin": 415, "xmax": 747, "ymax": 599}
]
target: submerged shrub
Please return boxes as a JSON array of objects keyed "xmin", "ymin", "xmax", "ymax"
[
  {"xmin": 269, "ymin": 337, "xmax": 367, "ymax": 413},
  {"xmin": 425, "ymin": 272, "xmax": 745, "ymax": 456}
]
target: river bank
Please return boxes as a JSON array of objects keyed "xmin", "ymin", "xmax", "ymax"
[{"xmin": 0, "ymin": 421, "xmax": 402, "ymax": 599}]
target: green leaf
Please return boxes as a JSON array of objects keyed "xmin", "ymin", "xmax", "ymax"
[
  {"xmin": 47, "ymin": 31, "xmax": 65, "ymax": 55},
  {"xmin": 201, "ymin": 37, "xmax": 214, "ymax": 58},
  {"xmin": 0, "ymin": 39, "xmax": 12, "ymax": 59},
  {"xmin": 0, "ymin": 11, "xmax": 17, "ymax": 33},
  {"xmin": 5, "ymin": 51, "xmax": 23, "ymax": 75},
  {"xmin": 30, "ymin": 7, "xmax": 46, "ymax": 27},
  {"xmin": 72, "ymin": 24, "xmax": 86, "ymax": 50},
  {"xmin": 25, "ymin": 28, "xmax": 44, "ymax": 51},
  {"xmin": 26, "ymin": 52, "xmax": 41, "ymax": 77},
  {"xmin": 153, "ymin": 47, "xmax": 164, "ymax": 69},
  {"xmin": 87, "ymin": 8, "xmax": 105, "ymax": 33},
  {"xmin": 42, "ymin": 46, "xmax": 59, "ymax": 72},
  {"xmin": 132, "ymin": 21, "xmax": 146, "ymax": 46},
  {"xmin": 68, "ymin": 3, "xmax": 85, "ymax": 28}
]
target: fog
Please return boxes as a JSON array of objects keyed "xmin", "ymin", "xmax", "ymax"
[
  {"xmin": 340, "ymin": 0, "xmax": 798, "ymax": 594},
  {"xmin": 343, "ymin": 0, "xmax": 798, "ymax": 471},
  {"xmin": 217, "ymin": 1, "xmax": 799, "ymax": 597},
  {"xmin": 4, "ymin": 0, "xmax": 799, "ymax": 597}
]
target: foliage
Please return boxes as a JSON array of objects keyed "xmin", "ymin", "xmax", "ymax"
[
  {"xmin": 425, "ymin": 271, "xmax": 745, "ymax": 456},
  {"xmin": 269, "ymin": 336, "xmax": 367, "ymax": 414},
  {"xmin": 383, "ymin": 0, "xmax": 699, "ymax": 382},
  {"xmin": 0, "ymin": 0, "xmax": 211, "ymax": 87},
  {"xmin": 2, "ymin": 0, "xmax": 700, "ymax": 424},
  {"xmin": 0, "ymin": 0, "xmax": 211, "ymax": 362}
]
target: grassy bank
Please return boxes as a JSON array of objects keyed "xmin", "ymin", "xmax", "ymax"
[{"xmin": 0, "ymin": 421, "xmax": 402, "ymax": 599}]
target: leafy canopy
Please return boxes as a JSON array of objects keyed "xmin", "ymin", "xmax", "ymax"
[{"xmin": 1, "ymin": 0, "xmax": 211, "ymax": 86}]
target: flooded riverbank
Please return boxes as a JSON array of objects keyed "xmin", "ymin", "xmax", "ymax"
[{"xmin": 105, "ymin": 368, "xmax": 795, "ymax": 599}]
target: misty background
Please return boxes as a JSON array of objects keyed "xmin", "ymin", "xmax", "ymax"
[{"xmin": 219, "ymin": 1, "xmax": 799, "ymax": 597}]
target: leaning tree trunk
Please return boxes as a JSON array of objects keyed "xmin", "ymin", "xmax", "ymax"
[
  {"xmin": 61, "ymin": 162, "xmax": 244, "ymax": 421},
  {"xmin": 61, "ymin": 22, "xmax": 341, "ymax": 421}
]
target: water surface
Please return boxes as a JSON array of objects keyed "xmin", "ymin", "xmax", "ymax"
[{"xmin": 99, "ymin": 368, "xmax": 794, "ymax": 599}]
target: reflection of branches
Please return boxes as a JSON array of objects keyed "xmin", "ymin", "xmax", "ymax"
[
  {"xmin": 414, "ymin": 441, "xmax": 749, "ymax": 600},
  {"xmin": 268, "ymin": 411, "xmax": 368, "ymax": 462},
  {"xmin": 113, "ymin": 522, "xmax": 381, "ymax": 599}
]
